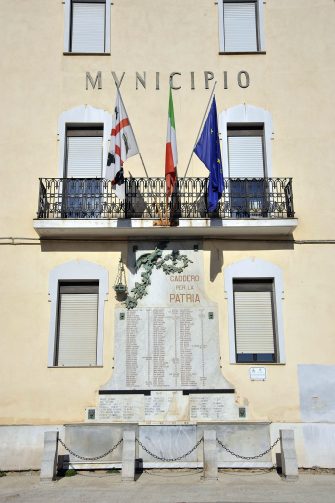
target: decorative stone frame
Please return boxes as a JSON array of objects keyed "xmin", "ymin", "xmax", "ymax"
[
  {"xmin": 63, "ymin": 0, "xmax": 111, "ymax": 54},
  {"xmin": 218, "ymin": 0, "xmax": 265, "ymax": 53},
  {"xmin": 224, "ymin": 258, "xmax": 286, "ymax": 364},
  {"xmin": 57, "ymin": 105, "xmax": 113, "ymax": 178},
  {"xmin": 48, "ymin": 260, "xmax": 108, "ymax": 367},
  {"xmin": 219, "ymin": 104, "xmax": 273, "ymax": 179}
]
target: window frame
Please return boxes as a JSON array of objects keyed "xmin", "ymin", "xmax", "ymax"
[
  {"xmin": 64, "ymin": 0, "xmax": 111, "ymax": 55},
  {"xmin": 226, "ymin": 123, "xmax": 268, "ymax": 217},
  {"xmin": 58, "ymin": 106, "xmax": 112, "ymax": 178},
  {"xmin": 233, "ymin": 278, "xmax": 278, "ymax": 363},
  {"xmin": 55, "ymin": 281, "xmax": 99, "ymax": 367},
  {"xmin": 219, "ymin": 105, "xmax": 273, "ymax": 181},
  {"xmin": 65, "ymin": 124, "xmax": 104, "ymax": 178},
  {"xmin": 218, "ymin": 0, "xmax": 265, "ymax": 54},
  {"xmin": 224, "ymin": 259, "xmax": 285, "ymax": 364},
  {"xmin": 227, "ymin": 123, "xmax": 266, "ymax": 176},
  {"xmin": 48, "ymin": 261, "xmax": 108, "ymax": 367}
]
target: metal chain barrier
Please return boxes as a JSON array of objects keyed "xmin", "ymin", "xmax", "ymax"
[
  {"xmin": 136, "ymin": 437, "xmax": 203, "ymax": 462},
  {"xmin": 217, "ymin": 437, "xmax": 280, "ymax": 460},
  {"xmin": 58, "ymin": 437, "xmax": 123, "ymax": 461}
]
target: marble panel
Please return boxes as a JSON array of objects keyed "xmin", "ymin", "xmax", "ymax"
[
  {"xmin": 64, "ymin": 424, "xmax": 127, "ymax": 463},
  {"xmin": 138, "ymin": 425, "xmax": 200, "ymax": 462}
]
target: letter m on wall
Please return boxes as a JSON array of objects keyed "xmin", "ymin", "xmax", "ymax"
[{"xmin": 86, "ymin": 72, "xmax": 102, "ymax": 90}]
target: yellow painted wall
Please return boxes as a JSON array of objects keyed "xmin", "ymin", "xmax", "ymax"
[
  {"xmin": 0, "ymin": 242, "xmax": 333, "ymax": 424},
  {"xmin": 0, "ymin": 0, "xmax": 334, "ymax": 425}
]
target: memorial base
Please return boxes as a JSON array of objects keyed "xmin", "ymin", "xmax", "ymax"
[
  {"xmin": 62, "ymin": 422, "xmax": 273, "ymax": 471},
  {"xmin": 90, "ymin": 390, "xmax": 240, "ymax": 423}
]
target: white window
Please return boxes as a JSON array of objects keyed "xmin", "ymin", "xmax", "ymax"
[
  {"xmin": 48, "ymin": 261, "xmax": 108, "ymax": 367},
  {"xmin": 220, "ymin": 105, "xmax": 273, "ymax": 179},
  {"xmin": 66, "ymin": 125, "xmax": 103, "ymax": 178},
  {"xmin": 233, "ymin": 279, "xmax": 277, "ymax": 363},
  {"xmin": 56, "ymin": 282, "xmax": 99, "ymax": 366},
  {"xmin": 224, "ymin": 259, "xmax": 285, "ymax": 364},
  {"xmin": 58, "ymin": 107, "xmax": 112, "ymax": 218},
  {"xmin": 64, "ymin": 0, "xmax": 111, "ymax": 54},
  {"xmin": 64, "ymin": 124, "xmax": 105, "ymax": 217},
  {"xmin": 227, "ymin": 124, "xmax": 267, "ymax": 217},
  {"xmin": 227, "ymin": 125, "xmax": 265, "ymax": 178},
  {"xmin": 58, "ymin": 106, "xmax": 112, "ymax": 178},
  {"xmin": 218, "ymin": 0, "xmax": 265, "ymax": 53},
  {"xmin": 220, "ymin": 105, "xmax": 273, "ymax": 217}
]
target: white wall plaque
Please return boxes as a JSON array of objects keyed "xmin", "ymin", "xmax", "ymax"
[{"xmin": 249, "ymin": 367, "xmax": 267, "ymax": 381}]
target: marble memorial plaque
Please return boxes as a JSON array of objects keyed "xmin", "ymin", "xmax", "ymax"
[
  {"xmin": 97, "ymin": 242, "xmax": 235, "ymax": 423},
  {"xmin": 144, "ymin": 391, "xmax": 189, "ymax": 422},
  {"xmin": 189, "ymin": 394, "xmax": 239, "ymax": 421},
  {"xmin": 98, "ymin": 395, "xmax": 144, "ymax": 422},
  {"xmin": 101, "ymin": 242, "xmax": 232, "ymax": 393},
  {"xmin": 96, "ymin": 392, "xmax": 240, "ymax": 423}
]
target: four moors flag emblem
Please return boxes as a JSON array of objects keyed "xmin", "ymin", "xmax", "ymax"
[{"xmin": 106, "ymin": 89, "xmax": 139, "ymax": 200}]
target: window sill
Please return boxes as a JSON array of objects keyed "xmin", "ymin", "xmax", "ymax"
[
  {"xmin": 63, "ymin": 52, "xmax": 111, "ymax": 56},
  {"xmin": 230, "ymin": 362, "xmax": 286, "ymax": 365},
  {"xmin": 219, "ymin": 51, "xmax": 266, "ymax": 55},
  {"xmin": 48, "ymin": 365, "xmax": 104, "ymax": 368}
]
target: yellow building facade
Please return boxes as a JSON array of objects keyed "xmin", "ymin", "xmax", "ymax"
[{"xmin": 0, "ymin": 0, "xmax": 335, "ymax": 470}]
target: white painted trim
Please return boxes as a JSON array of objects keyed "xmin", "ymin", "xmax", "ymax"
[
  {"xmin": 48, "ymin": 260, "xmax": 108, "ymax": 367},
  {"xmin": 105, "ymin": 0, "xmax": 111, "ymax": 53},
  {"xmin": 219, "ymin": 104, "xmax": 273, "ymax": 179},
  {"xmin": 224, "ymin": 258, "xmax": 285, "ymax": 364},
  {"xmin": 64, "ymin": 0, "xmax": 111, "ymax": 53},
  {"xmin": 218, "ymin": 0, "xmax": 265, "ymax": 53},
  {"xmin": 57, "ymin": 105, "xmax": 113, "ymax": 178},
  {"xmin": 34, "ymin": 218, "xmax": 298, "ymax": 239}
]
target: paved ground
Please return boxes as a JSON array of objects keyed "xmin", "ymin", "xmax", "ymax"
[{"xmin": 0, "ymin": 470, "xmax": 334, "ymax": 503}]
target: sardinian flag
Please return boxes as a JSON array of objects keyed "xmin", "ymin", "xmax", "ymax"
[{"xmin": 106, "ymin": 89, "xmax": 139, "ymax": 200}]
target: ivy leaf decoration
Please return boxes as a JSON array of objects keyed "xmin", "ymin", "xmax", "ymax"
[{"xmin": 123, "ymin": 247, "xmax": 193, "ymax": 309}]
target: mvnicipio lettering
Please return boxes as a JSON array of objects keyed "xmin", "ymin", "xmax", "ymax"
[{"xmin": 85, "ymin": 70, "xmax": 250, "ymax": 91}]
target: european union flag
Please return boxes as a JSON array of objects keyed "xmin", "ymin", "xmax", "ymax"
[{"xmin": 194, "ymin": 96, "xmax": 224, "ymax": 212}]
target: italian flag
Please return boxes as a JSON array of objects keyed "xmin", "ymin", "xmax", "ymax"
[{"xmin": 165, "ymin": 87, "xmax": 178, "ymax": 196}]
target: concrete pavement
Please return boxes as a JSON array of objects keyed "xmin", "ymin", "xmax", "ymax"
[{"xmin": 0, "ymin": 470, "xmax": 334, "ymax": 503}]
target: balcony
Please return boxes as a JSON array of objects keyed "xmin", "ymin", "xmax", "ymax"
[{"xmin": 33, "ymin": 177, "xmax": 297, "ymax": 239}]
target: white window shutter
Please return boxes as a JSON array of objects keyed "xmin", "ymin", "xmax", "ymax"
[
  {"xmin": 234, "ymin": 291, "xmax": 275, "ymax": 354},
  {"xmin": 228, "ymin": 136, "xmax": 264, "ymax": 177},
  {"xmin": 72, "ymin": 2, "xmax": 105, "ymax": 53},
  {"xmin": 57, "ymin": 293, "xmax": 98, "ymax": 366},
  {"xmin": 223, "ymin": 2, "xmax": 258, "ymax": 52},
  {"xmin": 66, "ymin": 137, "xmax": 103, "ymax": 178}
]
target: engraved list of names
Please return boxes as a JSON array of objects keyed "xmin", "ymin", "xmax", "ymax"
[{"xmin": 110, "ymin": 305, "xmax": 220, "ymax": 390}]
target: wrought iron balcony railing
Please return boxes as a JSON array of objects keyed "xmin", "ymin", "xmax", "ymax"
[{"xmin": 37, "ymin": 177, "xmax": 294, "ymax": 220}]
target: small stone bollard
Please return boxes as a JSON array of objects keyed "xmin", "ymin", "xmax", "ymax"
[
  {"xmin": 40, "ymin": 431, "xmax": 59, "ymax": 482},
  {"xmin": 122, "ymin": 430, "xmax": 136, "ymax": 481},
  {"xmin": 280, "ymin": 429, "xmax": 298, "ymax": 480},
  {"xmin": 202, "ymin": 429, "xmax": 218, "ymax": 480}
]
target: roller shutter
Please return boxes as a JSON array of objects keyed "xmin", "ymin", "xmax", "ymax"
[
  {"xmin": 234, "ymin": 290, "xmax": 275, "ymax": 354},
  {"xmin": 228, "ymin": 135, "xmax": 264, "ymax": 178},
  {"xmin": 223, "ymin": 2, "xmax": 258, "ymax": 52},
  {"xmin": 66, "ymin": 136, "xmax": 103, "ymax": 178},
  {"xmin": 56, "ymin": 284, "xmax": 98, "ymax": 366},
  {"xmin": 71, "ymin": 2, "xmax": 105, "ymax": 53}
]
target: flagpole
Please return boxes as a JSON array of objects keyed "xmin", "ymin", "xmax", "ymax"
[
  {"xmin": 183, "ymin": 81, "xmax": 217, "ymax": 178},
  {"xmin": 112, "ymin": 82, "xmax": 164, "ymax": 222}
]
